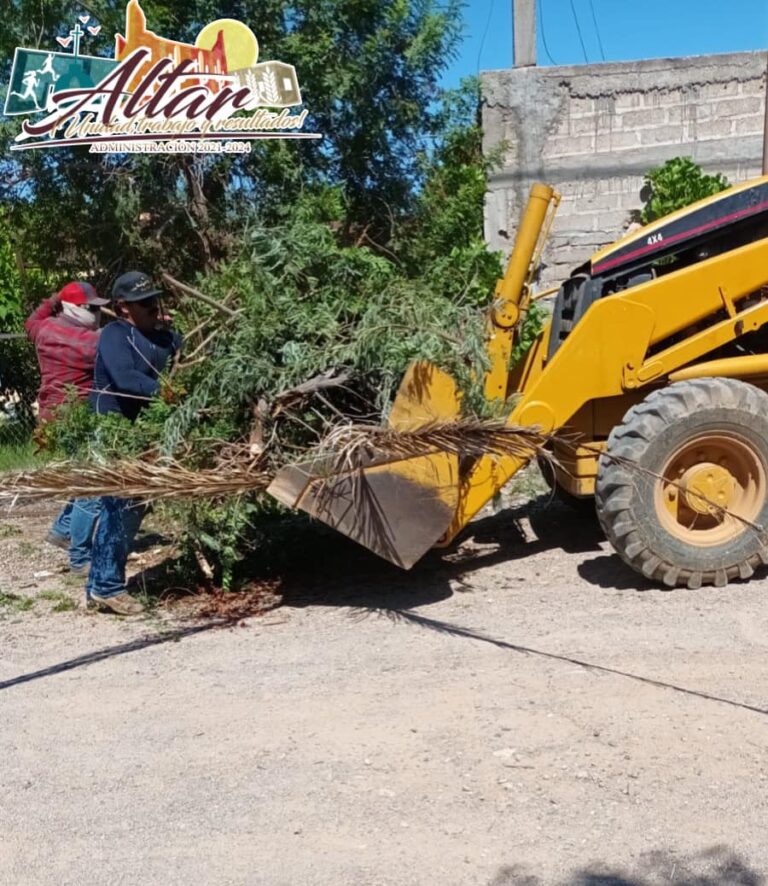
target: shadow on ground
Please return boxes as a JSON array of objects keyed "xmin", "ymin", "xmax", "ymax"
[
  {"xmin": 489, "ymin": 847, "xmax": 762, "ymax": 885},
  {"xmin": 577, "ymin": 553, "xmax": 656, "ymax": 591},
  {"xmin": 275, "ymin": 493, "xmax": 634, "ymax": 610},
  {"xmin": 124, "ymin": 492, "xmax": 641, "ymax": 611}
]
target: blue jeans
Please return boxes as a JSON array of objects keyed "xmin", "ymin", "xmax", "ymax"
[
  {"xmin": 86, "ymin": 497, "xmax": 145, "ymax": 599},
  {"xmin": 50, "ymin": 501, "xmax": 73, "ymax": 539},
  {"xmin": 51, "ymin": 498, "xmax": 102, "ymax": 568}
]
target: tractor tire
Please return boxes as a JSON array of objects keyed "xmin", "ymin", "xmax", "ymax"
[{"xmin": 595, "ymin": 378, "xmax": 768, "ymax": 589}]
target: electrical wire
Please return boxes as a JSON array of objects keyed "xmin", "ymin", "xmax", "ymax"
[
  {"xmin": 477, "ymin": 0, "xmax": 495, "ymax": 72},
  {"xmin": 569, "ymin": 0, "xmax": 590, "ymax": 63},
  {"xmin": 587, "ymin": 0, "xmax": 606, "ymax": 61},
  {"xmin": 537, "ymin": 0, "xmax": 559, "ymax": 65}
]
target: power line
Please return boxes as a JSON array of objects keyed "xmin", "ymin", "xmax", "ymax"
[
  {"xmin": 477, "ymin": 0, "xmax": 495, "ymax": 73},
  {"xmin": 537, "ymin": 0, "xmax": 559, "ymax": 65},
  {"xmin": 587, "ymin": 0, "xmax": 606, "ymax": 62},
  {"xmin": 569, "ymin": 0, "xmax": 589, "ymax": 63}
]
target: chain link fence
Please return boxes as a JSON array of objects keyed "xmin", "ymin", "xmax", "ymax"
[{"xmin": 0, "ymin": 332, "xmax": 39, "ymax": 451}]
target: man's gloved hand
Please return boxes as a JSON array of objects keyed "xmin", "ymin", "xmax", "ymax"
[{"xmin": 159, "ymin": 379, "xmax": 186, "ymax": 405}]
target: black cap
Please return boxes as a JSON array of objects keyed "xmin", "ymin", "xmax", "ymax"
[{"xmin": 112, "ymin": 271, "xmax": 163, "ymax": 303}]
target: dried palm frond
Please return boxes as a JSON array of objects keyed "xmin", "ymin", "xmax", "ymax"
[
  {"xmin": 0, "ymin": 420, "xmax": 558, "ymax": 509},
  {"xmin": 0, "ymin": 459, "xmax": 272, "ymax": 504},
  {"xmin": 317, "ymin": 418, "xmax": 560, "ymax": 473}
]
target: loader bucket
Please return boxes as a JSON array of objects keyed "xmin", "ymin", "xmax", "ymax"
[
  {"xmin": 268, "ymin": 450, "xmax": 460, "ymax": 569},
  {"xmin": 267, "ymin": 361, "xmax": 464, "ymax": 568},
  {"xmin": 387, "ymin": 361, "xmax": 462, "ymax": 430}
]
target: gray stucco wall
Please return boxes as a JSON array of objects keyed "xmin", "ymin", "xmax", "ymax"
[{"xmin": 481, "ymin": 51, "xmax": 766, "ymax": 287}]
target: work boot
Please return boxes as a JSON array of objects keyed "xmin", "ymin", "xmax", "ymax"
[
  {"xmin": 89, "ymin": 591, "xmax": 145, "ymax": 615},
  {"xmin": 46, "ymin": 530, "xmax": 70, "ymax": 552}
]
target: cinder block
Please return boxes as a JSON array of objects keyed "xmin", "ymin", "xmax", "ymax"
[
  {"xmin": 569, "ymin": 115, "xmax": 599, "ymax": 135},
  {"xmin": 699, "ymin": 80, "xmax": 742, "ymax": 100},
  {"xmin": 620, "ymin": 107, "xmax": 668, "ymax": 129},
  {"xmin": 614, "ymin": 92, "xmax": 643, "ymax": 111},
  {"xmin": 582, "ymin": 193, "xmax": 622, "ymax": 212},
  {"xmin": 596, "ymin": 131, "xmax": 641, "ymax": 152},
  {"xmin": 595, "ymin": 176, "xmax": 632, "ymax": 195},
  {"xmin": 733, "ymin": 116, "xmax": 763, "ymax": 135},
  {"xmin": 711, "ymin": 97, "xmax": 762, "ymax": 117},
  {"xmin": 482, "ymin": 51, "xmax": 765, "ymax": 274},
  {"xmin": 595, "ymin": 210, "xmax": 634, "ymax": 234},
  {"xmin": 695, "ymin": 118, "xmax": 734, "ymax": 139},
  {"xmin": 639, "ymin": 125, "xmax": 685, "ymax": 145},
  {"xmin": 569, "ymin": 96, "xmax": 596, "ymax": 116},
  {"xmin": 667, "ymin": 105, "xmax": 698, "ymax": 124},
  {"xmin": 642, "ymin": 90, "xmax": 685, "ymax": 108},
  {"xmin": 544, "ymin": 134, "xmax": 596, "ymax": 157}
]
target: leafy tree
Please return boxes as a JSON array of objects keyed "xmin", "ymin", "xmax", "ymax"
[
  {"xmin": 640, "ymin": 157, "xmax": 730, "ymax": 225},
  {"xmin": 0, "ymin": 210, "xmax": 46, "ymax": 432},
  {"xmin": 0, "ymin": 212, "xmax": 23, "ymax": 327},
  {"xmin": 1, "ymin": 0, "xmax": 464, "ymax": 279},
  {"xmin": 397, "ymin": 79, "xmax": 502, "ymax": 305}
]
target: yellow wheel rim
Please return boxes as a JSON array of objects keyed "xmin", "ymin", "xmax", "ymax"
[{"xmin": 654, "ymin": 433, "xmax": 766, "ymax": 547}]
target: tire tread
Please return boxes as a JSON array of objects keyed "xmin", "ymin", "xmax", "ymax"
[{"xmin": 595, "ymin": 378, "xmax": 768, "ymax": 588}]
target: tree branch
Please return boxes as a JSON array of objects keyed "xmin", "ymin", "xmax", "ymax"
[
  {"xmin": 161, "ymin": 273, "xmax": 240, "ymax": 318},
  {"xmin": 271, "ymin": 370, "xmax": 353, "ymax": 415}
]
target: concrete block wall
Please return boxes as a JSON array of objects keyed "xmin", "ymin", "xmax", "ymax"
[{"xmin": 482, "ymin": 52, "xmax": 766, "ymax": 288}]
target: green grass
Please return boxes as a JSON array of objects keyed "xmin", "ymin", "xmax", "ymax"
[
  {"xmin": 39, "ymin": 590, "xmax": 78, "ymax": 612},
  {"xmin": 0, "ymin": 523, "xmax": 22, "ymax": 539},
  {"xmin": 0, "ymin": 592, "xmax": 35, "ymax": 612},
  {"xmin": 61, "ymin": 573, "xmax": 85, "ymax": 588},
  {"xmin": 0, "ymin": 441, "xmax": 43, "ymax": 472}
]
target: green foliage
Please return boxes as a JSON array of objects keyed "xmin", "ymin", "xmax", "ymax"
[
  {"xmin": 0, "ymin": 211, "xmax": 23, "ymax": 327},
  {"xmin": 511, "ymin": 302, "xmax": 547, "ymax": 368},
  {"xmin": 398, "ymin": 79, "xmax": 503, "ymax": 305},
  {"xmin": 640, "ymin": 157, "xmax": 730, "ymax": 225},
  {"xmin": 166, "ymin": 216, "xmax": 488, "ymax": 452},
  {"xmin": 41, "ymin": 395, "xmax": 174, "ymax": 461},
  {"xmin": 0, "ymin": 212, "xmax": 36, "ymax": 436},
  {"xmin": 155, "ymin": 213, "xmax": 493, "ymax": 588},
  {"xmin": 179, "ymin": 499, "xmax": 265, "ymax": 591}
]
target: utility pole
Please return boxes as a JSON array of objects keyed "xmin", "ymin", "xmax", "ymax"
[
  {"xmin": 763, "ymin": 50, "xmax": 768, "ymax": 174},
  {"xmin": 513, "ymin": 0, "xmax": 537, "ymax": 67}
]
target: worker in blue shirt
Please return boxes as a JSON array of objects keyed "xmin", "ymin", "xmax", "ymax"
[{"xmin": 87, "ymin": 271, "xmax": 182, "ymax": 615}]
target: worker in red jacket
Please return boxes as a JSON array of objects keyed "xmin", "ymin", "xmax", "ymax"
[
  {"xmin": 25, "ymin": 281, "xmax": 108, "ymax": 421},
  {"xmin": 25, "ymin": 281, "xmax": 109, "ymax": 571}
]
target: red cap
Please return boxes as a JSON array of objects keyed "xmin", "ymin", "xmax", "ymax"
[{"xmin": 58, "ymin": 281, "xmax": 108, "ymax": 306}]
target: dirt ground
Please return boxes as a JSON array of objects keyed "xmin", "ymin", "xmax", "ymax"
[{"xmin": 2, "ymin": 491, "xmax": 768, "ymax": 886}]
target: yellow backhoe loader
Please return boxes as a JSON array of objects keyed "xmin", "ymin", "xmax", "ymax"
[{"xmin": 270, "ymin": 177, "xmax": 768, "ymax": 589}]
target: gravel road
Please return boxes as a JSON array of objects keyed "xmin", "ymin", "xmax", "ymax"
[{"xmin": 2, "ymin": 496, "xmax": 768, "ymax": 885}]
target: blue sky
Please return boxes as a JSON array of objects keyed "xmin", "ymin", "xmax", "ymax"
[{"xmin": 443, "ymin": 0, "xmax": 768, "ymax": 87}]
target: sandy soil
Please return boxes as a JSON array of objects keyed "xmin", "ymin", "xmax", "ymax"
[{"xmin": 1, "ymin": 495, "xmax": 768, "ymax": 885}]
